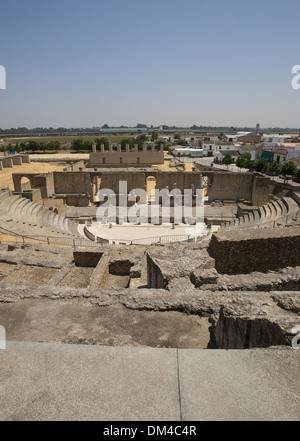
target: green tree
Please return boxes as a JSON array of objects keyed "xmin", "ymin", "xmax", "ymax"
[
  {"xmin": 246, "ymin": 160, "xmax": 256, "ymax": 171},
  {"xmin": 174, "ymin": 133, "xmax": 181, "ymax": 140},
  {"xmin": 255, "ymin": 159, "xmax": 268, "ymax": 172},
  {"xmin": 136, "ymin": 134, "xmax": 147, "ymax": 142},
  {"xmin": 47, "ymin": 140, "xmax": 61, "ymax": 151},
  {"xmin": 26, "ymin": 140, "xmax": 40, "ymax": 152},
  {"xmin": 269, "ymin": 161, "xmax": 281, "ymax": 174},
  {"xmin": 71, "ymin": 139, "xmax": 84, "ymax": 151},
  {"xmin": 222, "ymin": 154, "xmax": 234, "ymax": 169},
  {"xmin": 82, "ymin": 140, "xmax": 93, "ymax": 150},
  {"xmin": 151, "ymin": 131, "xmax": 159, "ymax": 142},
  {"xmin": 38, "ymin": 141, "xmax": 47, "ymax": 151},
  {"xmin": 236, "ymin": 152, "xmax": 252, "ymax": 169},
  {"xmin": 155, "ymin": 140, "xmax": 166, "ymax": 150},
  {"xmin": 281, "ymin": 161, "xmax": 297, "ymax": 177},
  {"xmin": 120, "ymin": 138, "xmax": 134, "ymax": 151},
  {"xmin": 94, "ymin": 137, "xmax": 109, "ymax": 150},
  {"xmin": 14, "ymin": 142, "xmax": 21, "ymax": 153}
]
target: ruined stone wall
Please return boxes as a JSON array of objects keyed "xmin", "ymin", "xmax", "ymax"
[
  {"xmin": 43, "ymin": 198, "xmax": 64, "ymax": 214},
  {"xmin": 154, "ymin": 172, "xmax": 202, "ymax": 193},
  {"xmin": 53, "ymin": 172, "xmax": 93, "ymax": 196},
  {"xmin": 194, "ymin": 169, "xmax": 270, "ymax": 206},
  {"xmin": 100, "ymin": 172, "xmax": 146, "ymax": 194},
  {"xmin": 209, "ymin": 226, "xmax": 300, "ymax": 274},
  {"xmin": 147, "ymin": 253, "xmax": 165, "ymax": 288},
  {"xmin": 251, "ymin": 176, "xmax": 270, "ymax": 206},
  {"xmin": 13, "ymin": 173, "xmax": 54, "ymax": 199},
  {"xmin": 208, "ymin": 173, "xmax": 253, "ymax": 202},
  {"xmin": 89, "ymin": 150, "xmax": 164, "ymax": 166}
]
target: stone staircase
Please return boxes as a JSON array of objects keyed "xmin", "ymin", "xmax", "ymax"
[
  {"xmin": 220, "ymin": 194, "xmax": 300, "ymax": 231},
  {"xmin": 0, "ymin": 189, "xmax": 82, "ymax": 240}
]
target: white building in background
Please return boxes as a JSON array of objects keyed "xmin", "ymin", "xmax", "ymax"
[
  {"xmin": 238, "ymin": 144, "xmax": 259, "ymax": 161},
  {"xmin": 224, "ymin": 132, "xmax": 252, "ymax": 142},
  {"xmin": 201, "ymin": 140, "xmax": 239, "ymax": 157},
  {"xmin": 262, "ymin": 134, "xmax": 292, "ymax": 143},
  {"xmin": 173, "ymin": 147, "xmax": 203, "ymax": 158}
]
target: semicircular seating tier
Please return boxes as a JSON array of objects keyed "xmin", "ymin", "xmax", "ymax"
[
  {"xmin": 0, "ymin": 189, "xmax": 83, "ymax": 242},
  {"xmin": 220, "ymin": 193, "xmax": 300, "ymax": 231}
]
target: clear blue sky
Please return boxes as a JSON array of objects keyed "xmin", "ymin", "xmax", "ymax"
[{"xmin": 0, "ymin": 0, "xmax": 300, "ymax": 129}]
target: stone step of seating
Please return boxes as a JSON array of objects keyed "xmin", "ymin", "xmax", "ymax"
[
  {"xmin": 0, "ymin": 193, "xmax": 81, "ymax": 240},
  {"xmin": 6, "ymin": 195, "xmax": 22, "ymax": 212},
  {"xmin": 0, "ymin": 190, "xmax": 11, "ymax": 204},
  {"xmin": 277, "ymin": 199, "xmax": 288, "ymax": 218},
  {"xmin": 268, "ymin": 202, "xmax": 277, "ymax": 221},
  {"xmin": 282, "ymin": 197, "xmax": 300, "ymax": 216},
  {"xmin": 21, "ymin": 201, "xmax": 37, "ymax": 220},
  {"xmin": 9, "ymin": 199, "xmax": 31, "ymax": 223},
  {"xmin": 30, "ymin": 204, "xmax": 43, "ymax": 222}
]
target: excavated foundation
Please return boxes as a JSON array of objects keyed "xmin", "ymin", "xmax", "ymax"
[{"xmin": 0, "ymin": 242, "xmax": 299, "ymax": 350}]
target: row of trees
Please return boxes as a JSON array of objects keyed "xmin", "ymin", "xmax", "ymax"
[
  {"xmin": 71, "ymin": 136, "xmax": 169, "ymax": 152},
  {"xmin": 222, "ymin": 153, "xmax": 300, "ymax": 178},
  {"xmin": 0, "ymin": 140, "xmax": 61, "ymax": 152}
]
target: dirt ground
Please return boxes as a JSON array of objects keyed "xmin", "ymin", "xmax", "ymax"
[
  {"xmin": 58, "ymin": 266, "xmax": 94, "ymax": 288},
  {"xmin": 157, "ymin": 159, "xmax": 194, "ymax": 172},
  {"xmin": 0, "ymin": 161, "xmax": 66, "ymax": 190},
  {"xmin": 0, "ymin": 299, "xmax": 215, "ymax": 349},
  {"xmin": 0, "ymin": 266, "xmax": 58, "ymax": 286}
]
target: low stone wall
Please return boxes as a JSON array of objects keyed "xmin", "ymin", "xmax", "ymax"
[
  {"xmin": 208, "ymin": 226, "xmax": 300, "ymax": 274},
  {"xmin": 147, "ymin": 252, "xmax": 165, "ymax": 288}
]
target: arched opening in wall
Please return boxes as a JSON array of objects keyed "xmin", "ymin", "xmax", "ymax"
[
  {"xmin": 203, "ymin": 176, "xmax": 209, "ymax": 198},
  {"xmin": 20, "ymin": 176, "xmax": 31, "ymax": 191},
  {"xmin": 146, "ymin": 176, "xmax": 156, "ymax": 202},
  {"xmin": 92, "ymin": 176, "xmax": 100, "ymax": 196}
]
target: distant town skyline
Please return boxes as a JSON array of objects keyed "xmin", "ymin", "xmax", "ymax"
[{"xmin": 0, "ymin": 0, "xmax": 300, "ymax": 129}]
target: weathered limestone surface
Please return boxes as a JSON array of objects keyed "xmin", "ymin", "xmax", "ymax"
[
  {"xmin": 208, "ymin": 226, "xmax": 300, "ymax": 274},
  {"xmin": 199, "ymin": 267, "xmax": 300, "ymax": 291},
  {"xmin": 146, "ymin": 242, "xmax": 300, "ymax": 292},
  {"xmin": 0, "ymin": 240, "xmax": 299, "ymax": 349},
  {"xmin": 147, "ymin": 244, "xmax": 214, "ymax": 289},
  {"xmin": 0, "ymin": 249, "xmax": 69, "ymax": 269},
  {"xmin": 0, "ymin": 284, "xmax": 299, "ymax": 348}
]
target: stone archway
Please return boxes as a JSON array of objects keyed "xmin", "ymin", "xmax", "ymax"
[
  {"xmin": 13, "ymin": 174, "xmax": 35, "ymax": 192},
  {"xmin": 146, "ymin": 176, "xmax": 156, "ymax": 202},
  {"xmin": 20, "ymin": 176, "xmax": 31, "ymax": 191},
  {"xmin": 203, "ymin": 176, "xmax": 209, "ymax": 198}
]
